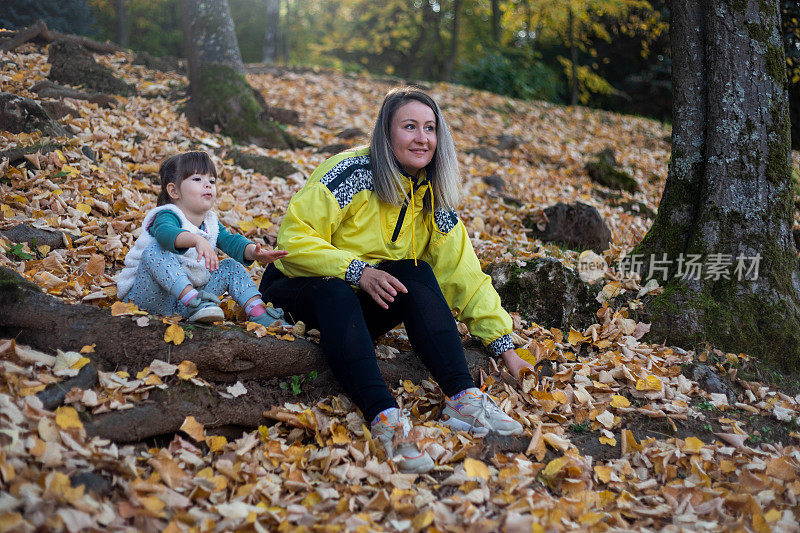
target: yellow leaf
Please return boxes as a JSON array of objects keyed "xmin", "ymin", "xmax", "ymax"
[
  {"xmin": 80, "ymin": 344, "xmax": 95, "ymax": 354},
  {"xmin": 0, "ymin": 204, "xmax": 13, "ymax": 218},
  {"xmin": 206, "ymin": 435, "xmax": 227, "ymax": 452},
  {"xmin": 594, "ymin": 465, "xmax": 611, "ymax": 483},
  {"xmin": 70, "ymin": 357, "xmax": 90, "ymax": 370},
  {"xmin": 55, "ymin": 406, "xmax": 83, "ymax": 430},
  {"xmin": 253, "ymin": 216, "xmax": 272, "ymax": 229},
  {"xmin": 464, "ymin": 457, "xmax": 490, "ymax": 479},
  {"xmin": 515, "ymin": 347, "xmax": 536, "ymax": 365},
  {"xmin": 579, "ymin": 512, "xmax": 605, "ymax": 526},
  {"xmin": 180, "ymin": 416, "xmax": 205, "ymax": 441},
  {"xmin": 54, "ymin": 150, "xmax": 66, "ymax": 163},
  {"xmin": 567, "ymin": 329, "xmax": 587, "ymax": 345},
  {"xmin": 75, "ymin": 203, "xmax": 91, "ymax": 214},
  {"xmin": 635, "ymin": 375, "xmax": 662, "ymax": 391},
  {"xmin": 411, "ymin": 511, "xmax": 434, "ymax": 530},
  {"xmin": 552, "ymin": 390, "xmax": 568, "ymax": 404},
  {"xmin": 111, "ymin": 301, "xmax": 145, "ymax": 316},
  {"xmin": 541, "ymin": 456, "xmax": 570, "ymax": 478},
  {"xmin": 62, "ymin": 165, "xmax": 79, "ymax": 177},
  {"xmin": 139, "ymin": 495, "xmax": 166, "ymax": 516},
  {"xmin": 177, "ymin": 360, "xmax": 198, "ymax": 380},
  {"xmin": 599, "ymin": 436, "xmax": 617, "ymax": 446},
  {"xmin": 145, "ymin": 374, "xmax": 163, "ymax": 386},
  {"xmin": 164, "ymin": 324, "xmax": 185, "ymax": 345},
  {"xmin": 621, "ymin": 430, "xmax": 642, "ymax": 454},
  {"xmin": 764, "ymin": 509, "xmax": 782, "ymax": 523},
  {"xmin": 301, "ymin": 492, "xmax": 321, "ymax": 508},
  {"xmin": 97, "ymin": 187, "xmax": 112, "ymax": 195},
  {"xmin": 683, "ymin": 436, "xmax": 704, "ymax": 454},
  {"xmin": 610, "ymin": 395, "xmax": 631, "ymax": 408},
  {"xmin": 238, "ymin": 220, "xmax": 256, "ymax": 232}
]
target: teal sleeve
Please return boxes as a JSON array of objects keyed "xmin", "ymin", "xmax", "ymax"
[
  {"xmin": 148, "ymin": 211, "xmax": 186, "ymax": 254},
  {"xmin": 216, "ymin": 222, "xmax": 254, "ymax": 266}
]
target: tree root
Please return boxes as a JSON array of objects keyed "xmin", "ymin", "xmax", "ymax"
[
  {"xmin": 0, "ymin": 20, "xmax": 123, "ymax": 54},
  {"xmin": 2, "ymin": 266, "xmax": 496, "ymax": 442},
  {"xmin": 36, "ymin": 362, "xmax": 98, "ymax": 410},
  {"xmin": 31, "ymin": 80, "xmax": 118, "ymax": 108}
]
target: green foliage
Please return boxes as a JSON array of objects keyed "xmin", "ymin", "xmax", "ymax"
[
  {"xmin": 0, "ymin": 0, "xmax": 95, "ymax": 35},
  {"xmin": 456, "ymin": 48, "xmax": 562, "ymax": 101},
  {"xmin": 4, "ymin": 243, "xmax": 33, "ymax": 261},
  {"xmin": 279, "ymin": 370, "xmax": 318, "ymax": 396},
  {"xmin": 230, "ymin": 0, "xmax": 269, "ymax": 63},
  {"xmin": 569, "ymin": 421, "xmax": 591, "ymax": 434},
  {"xmin": 88, "ymin": 0, "xmax": 183, "ymax": 57}
]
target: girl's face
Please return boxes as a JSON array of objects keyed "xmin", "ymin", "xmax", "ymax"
[
  {"xmin": 167, "ymin": 173, "xmax": 216, "ymax": 217},
  {"xmin": 390, "ymin": 100, "xmax": 437, "ymax": 175}
]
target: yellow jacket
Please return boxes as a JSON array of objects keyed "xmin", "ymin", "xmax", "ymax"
[{"xmin": 276, "ymin": 147, "xmax": 513, "ymax": 356}]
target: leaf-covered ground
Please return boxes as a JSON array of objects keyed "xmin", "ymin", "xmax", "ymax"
[{"xmin": 2, "ymin": 44, "xmax": 800, "ymax": 532}]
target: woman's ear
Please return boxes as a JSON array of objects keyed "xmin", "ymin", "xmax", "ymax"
[{"xmin": 166, "ymin": 182, "xmax": 180, "ymax": 201}]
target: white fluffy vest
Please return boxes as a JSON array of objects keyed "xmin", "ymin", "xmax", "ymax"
[{"xmin": 116, "ymin": 204, "xmax": 220, "ymax": 300}]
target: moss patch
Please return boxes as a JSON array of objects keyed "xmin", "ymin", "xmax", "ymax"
[
  {"xmin": 0, "ymin": 267, "xmax": 39, "ymax": 305},
  {"xmin": 584, "ymin": 148, "xmax": 637, "ymax": 192}
]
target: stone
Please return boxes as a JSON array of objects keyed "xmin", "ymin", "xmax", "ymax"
[
  {"xmin": 524, "ymin": 202, "xmax": 612, "ymax": 252},
  {"xmin": 70, "ymin": 471, "xmax": 112, "ymax": 496},
  {"xmin": 229, "ymin": 149, "xmax": 299, "ymax": 178},
  {"xmin": 264, "ymin": 106, "xmax": 302, "ymax": 126},
  {"xmin": 481, "ymin": 174, "xmax": 506, "ymax": 191},
  {"xmin": 0, "ymin": 93, "xmax": 68, "ymax": 137},
  {"xmin": 319, "ymin": 143, "xmax": 350, "ymax": 155},
  {"xmin": 468, "ymin": 147, "xmax": 502, "ymax": 162},
  {"xmin": 47, "ymin": 40, "xmax": 135, "ymax": 96},
  {"xmin": 585, "ymin": 148, "xmax": 637, "ymax": 192},
  {"xmin": 485, "ymin": 259, "xmax": 600, "ymax": 330},
  {"xmin": 496, "ymin": 134, "xmax": 523, "ymax": 151},
  {"xmin": 337, "ymin": 127, "xmax": 366, "ymax": 140},
  {"xmin": 132, "ymin": 51, "xmax": 184, "ymax": 73}
]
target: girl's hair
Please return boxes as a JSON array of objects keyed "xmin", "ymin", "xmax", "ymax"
[
  {"xmin": 156, "ymin": 151, "xmax": 217, "ymax": 206},
  {"xmin": 369, "ymin": 87, "xmax": 461, "ymax": 212}
]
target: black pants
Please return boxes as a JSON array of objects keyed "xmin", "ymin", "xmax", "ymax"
[{"xmin": 259, "ymin": 259, "xmax": 476, "ymax": 421}]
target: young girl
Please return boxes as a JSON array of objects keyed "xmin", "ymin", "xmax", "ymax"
[{"xmin": 117, "ymin": 151, "xmax": 287, "ymax": 325}]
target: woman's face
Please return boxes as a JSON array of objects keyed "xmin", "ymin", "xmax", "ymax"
[{"xmin": 390, "ymin": 100, "xmax": 437, "ymax": 175}]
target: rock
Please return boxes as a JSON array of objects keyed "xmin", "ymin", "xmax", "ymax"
[
  {"xmin": 81, "ymin": 146, "xmax": 96, "ymax": 161},
  {"xmin": 686, "ymin": 364, "xmax": 738, "ymax": 403},
  {"xmin": 31, "ymin": 80, "xmax": 118, "ymax": 109},
  {"xmin": 585, "ymin": 148, "xmax": 637, "ymax": 192},
  {"xmin": 132, "ymin": 51, "xmax": 184, "ymax": 73},
  {"xmin": 524, "ymin": 202, "xmax": 612, "ymax": 252},
  {"xmin": 0, "ymin": 143, "xmax": 63, "ymax": 166},
  {"xmin": 229, "ymin": 149, "xmax": 299, "ymax": 178},
  {"xmin": 47, "ymin": 40, "xmax": 135, "ymax": 96},
  {"xmin": 496, "ymin": 134, "xmax": 523, "ymax": 151},
  {"xmin": 468, "ymin": 147, "xmax": 502, "ymax": 162},
  {"xmin": 337, "ymin": 127, "xmax": 366, "ymax": 140},
  {"xmin": 70, "ymin": 471, "xmax": 112, "ymax": 496},
  {"xmin": 319, "ymin": 143, "xmax": 350, "ymax": 155},
  {"xmin": 264, "ymin": 106, "xmax": 302, "ymax": 126},
  {"xmin": 481, "ymin": 174, "xmax": 506, "ymax": 191},
  {"xmin": 0, "ymin": 223, "xmax": 77, "ymax": 249},
  {"xmin": 485, "ymin": 259, "xmax": 600, "ymax": 330},
  {"xmin": 0, "ymin": 93, "xmax": 68, "ymax": 137},
  {"xmin": 40, "ymin": 100, "xmax": 81, "ymax": 120}
]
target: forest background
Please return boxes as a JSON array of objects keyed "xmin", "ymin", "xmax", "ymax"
[{"xmin": 3, "ymin": 0, "xmax": 799, "ymax": 144}]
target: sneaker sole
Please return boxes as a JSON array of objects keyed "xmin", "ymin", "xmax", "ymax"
[
  {"xmin": 440, "ymin": 416, "xmax": 490, "ymax": 437},
  {"xmin": 189, "ymin": 306, "xmax": 225, "ymax": 323}
]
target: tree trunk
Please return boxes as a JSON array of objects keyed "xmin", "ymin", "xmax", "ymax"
[
  {"xmin": 281, "ymin": 0, "xmax": 292, "ymax": 62},
  {"xmin": 180, "ymin": 0, "xmax": 296, "ymax": 148},
  {"xmin": 491, "ymin": 0, "xmax": 502, "ymax": 45},
  {"xmin": 568, "ymin": 7, "xmax": 579, "ymax": 106},
  {"xmin": 262, "ymin": 0, "xmax": 280, "ymax": 63},
  {"xmin": 115, "ymin": 0, "xmax": 129, "ymax": 47},
  {"xmin": 634, "ymin": 0, "xmax": 800, "ymax": 372},
  {"xmin": 444, "ymin": 0, "xmax": 461, "ymax": 81}
]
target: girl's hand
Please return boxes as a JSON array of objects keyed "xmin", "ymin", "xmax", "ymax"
[
  {"xmin": 359, "ymin": 267, "xmax": 407, "ymax": 310},
  {"xmin": 195, "ymin": 238, "xmax": 219, "ymax": 271},
  {"xmin": 500, "ymin": 349, "xmax": 535, "ymax": 383},
  {"xmin": 248, "ymin": 243, "xmax": 289, "ymax": 265}
]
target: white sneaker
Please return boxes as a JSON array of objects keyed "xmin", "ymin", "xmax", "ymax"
[
  {"xmin": 370, "ymin": 408, "xmax": 434, "ymax": 474},
  {"xmin": 440, "ymin": 387, "xmax": 523, "ymax": 436},
  {"xmin": 187, "ymin": 300, "xmax": 225, "ymax": 323}
]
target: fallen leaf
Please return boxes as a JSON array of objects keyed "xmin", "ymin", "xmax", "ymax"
[{"xmin": 164, "ymin": 324, "xmax": 185, "ymax": 345}]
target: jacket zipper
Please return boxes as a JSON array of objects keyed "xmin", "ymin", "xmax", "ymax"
[{"xmin": 390, "ymin": 191, "xmax": 412, "ymax": 242}]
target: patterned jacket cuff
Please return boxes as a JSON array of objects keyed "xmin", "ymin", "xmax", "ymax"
[
  {"xmin": 345, "ymin": 259, "xmax": 370, "ymax": 286},
  {"xmin": 487, "ymin": 334, "xmax": 514, "ymax": 357}
]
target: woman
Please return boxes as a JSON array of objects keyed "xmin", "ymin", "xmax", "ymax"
[{"xmin": 260, "ymin": 87, "xmax": 534, "ymax": 473}]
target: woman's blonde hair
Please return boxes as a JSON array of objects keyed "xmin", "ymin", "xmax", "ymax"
[{"xmin": 369, "ymin": 87, "xmax": 461, "ymax": 212}]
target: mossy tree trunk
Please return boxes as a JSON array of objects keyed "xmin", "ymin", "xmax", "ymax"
[
  {"xmin": 634, "ymin": 0, "xmax": 800, "ymax": 372},
  {"xmin": 180, "ymin": 0, "xmax": 294, "ymax": 148}
]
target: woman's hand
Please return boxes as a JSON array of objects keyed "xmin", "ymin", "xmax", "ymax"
[
  {"xmin": 246, "ymin": 243, "xmax": 289, "ymax": 265},
  {"xmin": 500, "ymin": 349, "xmax": 535, "ymax": 383},
  {"xmin": 359, "ymin": 267, "xmax": 407, "ymax": 310},
  {"xmin": 194, "ymin": 237, "xmax": 219, "ymax": 271}
]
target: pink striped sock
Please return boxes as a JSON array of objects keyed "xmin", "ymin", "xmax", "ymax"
[
  {"xmin": 245, "ymin": 299, "xmax": 266, "ymax": 317},
  {"xmin": 179, "ymin": 289, "xmax": 199, "ymax": 306}
]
